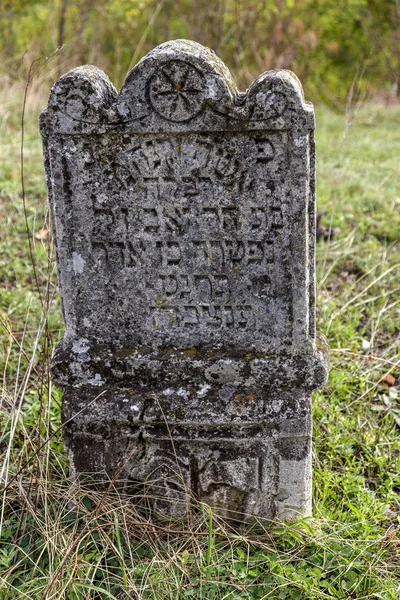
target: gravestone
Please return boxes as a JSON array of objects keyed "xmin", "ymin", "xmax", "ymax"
[{"xmin": 40, "ymin": 40, "xmax": 329, "ymax": 521}]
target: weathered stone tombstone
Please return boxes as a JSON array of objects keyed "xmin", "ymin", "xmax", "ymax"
[{"xmin": 40, "ymin": 40, "xmax": 329, "ymax": 521}]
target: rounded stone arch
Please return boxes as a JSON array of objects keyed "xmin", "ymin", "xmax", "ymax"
[
  {"xmin": 118, "ymin": 39, "xmax": 238, "ymax": 121},
  {"xmin": 246, "ymin": 69, "xmax": 308, "ymax": 122},
  {"xmin": 47, "ymin": 65, "xmax": 117, "ymax": 124}
]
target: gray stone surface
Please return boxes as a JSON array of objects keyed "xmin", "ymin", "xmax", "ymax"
[{"xmin": 40, "ymin": 39, "xmax": 329, "ymax": 521}]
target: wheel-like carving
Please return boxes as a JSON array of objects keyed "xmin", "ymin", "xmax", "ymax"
[
  {"xmin": 250, "ymin": 91, "xmax": 288, "ymax": 121},
  {"xmin": 149, "ymin": 60, "xmax": 205, "ymax": 122}
]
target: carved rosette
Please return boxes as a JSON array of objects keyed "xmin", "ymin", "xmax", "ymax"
[{"xmin": 149, "ymin": 60, "xmax": 205, "ymax": 121}]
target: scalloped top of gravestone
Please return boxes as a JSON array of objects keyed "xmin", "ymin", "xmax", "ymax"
[{"xmin": 40, "ymin": 40, "xmax": 328, "ymax": 392}]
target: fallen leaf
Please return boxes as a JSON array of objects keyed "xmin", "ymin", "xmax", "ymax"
[
  {"xmin": 35, "ymin": 227, "xmax": 49, "ymax": 240},
  {"xmin": 382, "ymin": 525, "xmax": 400, "ymax": 546},
  {"xmin": 382, "ymin": 372, "xmax": 396, "ymax": 386}
]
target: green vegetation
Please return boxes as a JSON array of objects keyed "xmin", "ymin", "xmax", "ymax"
[
  {"xmin": 1, "ymin": 49, "xmax": 400, "ymax": 600},
  {"xmin": 1, "ymin": 0, "xmax": 400, "ymax": 103}
]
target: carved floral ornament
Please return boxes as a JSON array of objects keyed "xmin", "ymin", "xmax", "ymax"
[{"xmin": 148, "ymin": 60, "xmax": 205, "ymax": 122}]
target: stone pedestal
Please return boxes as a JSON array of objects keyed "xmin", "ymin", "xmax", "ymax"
[{"xmin": 41, "ymin": 40, "xmax": 329, "ymax": 521}]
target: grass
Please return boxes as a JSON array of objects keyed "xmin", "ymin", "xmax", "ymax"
[{"xmin": 0, "ymin": 80, "xmax": 399, "ymax": 598}]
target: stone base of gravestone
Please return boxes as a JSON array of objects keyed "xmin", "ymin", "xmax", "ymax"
[
  {"xmin": 41, "ymin": 39, "xmax": 329, "ymax": 522},
  {"xmin": 53, "ymin": 342, "xmax": 328, "ymax": 521}
]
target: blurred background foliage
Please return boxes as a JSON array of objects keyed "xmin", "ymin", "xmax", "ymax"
[{"xmin": 0, "ymin": 0, "xmax": 399, "ymax": 106}]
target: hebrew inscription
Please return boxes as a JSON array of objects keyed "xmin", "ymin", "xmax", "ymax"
[{"xmin": 60, "ymin": 131, "xmax": 293, "ymax": 347}]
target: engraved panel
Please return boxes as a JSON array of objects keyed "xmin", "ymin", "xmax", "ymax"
[{"xmin": 59, "ymin": 130, "xmax": 293, "ymax": 349}]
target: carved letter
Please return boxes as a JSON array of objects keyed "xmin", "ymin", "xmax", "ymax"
[{"xmin": 181, "ymin": 306, "xmax": 199, "ymax": 327}]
